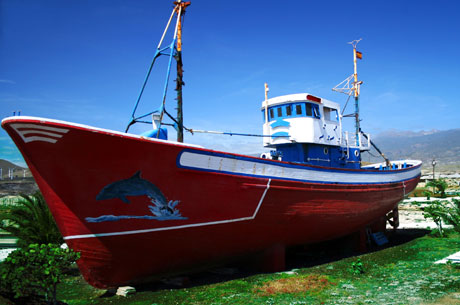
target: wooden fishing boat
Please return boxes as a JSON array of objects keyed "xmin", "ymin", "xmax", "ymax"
[{"xmin": 1, "ymin": 2, "xmax": 420, "ymax": 288}]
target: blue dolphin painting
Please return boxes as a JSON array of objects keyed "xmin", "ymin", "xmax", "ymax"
[
  {"xmin": 91, "ymin": 171, "xmax": 186, "ymax": 222},
  {"xmin": 96, "ymin": 170, "xmax": 167, "ymax": 205}
]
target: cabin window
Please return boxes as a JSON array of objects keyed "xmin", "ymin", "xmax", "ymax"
[
  {"xmin": 295, "ymin": 104, "xmax": 302, "ymax": 115},
  {"xmin": 323, "ymin": 107, "xmax": 330, "ymax": 120},
  {"xmin": 323, "ymin": 107, "xmax": 338, "ymax": 121},
  {"xmin": 313, "ymin": 104, "xmax": 321, "ymax": 118},
  {"xmin": 331, "ymin": 108, "xmax": 338, "ymax": 121},
  {"xmin": 266, "ymin": 102, "xmax": 322, "ymax": 121},
  {"xmin": 305, "ymin": 103, "xmax": 313, "ymax": 116}
]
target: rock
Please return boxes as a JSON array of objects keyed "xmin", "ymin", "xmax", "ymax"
[{"xmin": 116, "ymin": 286, "xmax": 136, "ymax": 297}]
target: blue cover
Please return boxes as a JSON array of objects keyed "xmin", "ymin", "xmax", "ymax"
[{"xmin": 141, "ymin": 127, "xmax": 168, "ymax": 140}]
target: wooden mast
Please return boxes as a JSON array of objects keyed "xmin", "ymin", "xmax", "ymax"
[{"xmin": 174, "ymin": 1, "xmax": 190, "ymax": 143}]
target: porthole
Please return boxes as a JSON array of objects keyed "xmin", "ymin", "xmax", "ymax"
[
  {"xmin": 323, "ymin": 147, "xmax": 329, "ymax": 155},
  {"xmin": 354, "ymin": 150, "xmax": 359, "ymax": 157}
]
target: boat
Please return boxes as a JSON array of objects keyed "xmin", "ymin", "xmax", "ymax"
[{"xmin": 1, "ymin": 2, "xmax": 421, "ymax": 288}]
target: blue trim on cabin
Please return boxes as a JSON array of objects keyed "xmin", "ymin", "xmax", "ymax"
[
  {"xmin": 271, "ymin": 131, "xmax": 289, "ymax": 139},
  {"xmin": 270, "ymin": 119, "xmax": 290, "ymax": 128},
  {"xmin": 175, "ymin": 149, "xmax": 421, "ymax": 185}
]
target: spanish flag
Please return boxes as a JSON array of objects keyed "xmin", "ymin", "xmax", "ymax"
[{"xmin": 356, "ymin": 51, "xmax": 363, "ymax": 59}]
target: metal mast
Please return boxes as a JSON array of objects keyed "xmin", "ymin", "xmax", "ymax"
[
  {"xmin": 332, "ymin": 39, "xmax": 363, "ymax": 147},
  {"xmin": 351, "ymin": 39, "xmax": 362, "ymax": 146}
]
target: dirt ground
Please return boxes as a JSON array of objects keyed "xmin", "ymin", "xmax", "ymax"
[{"xmin": 0, "ymin": 179, "xmax": 38, "ymax": 197}]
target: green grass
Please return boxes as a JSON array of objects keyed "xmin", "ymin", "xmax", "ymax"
[{"xmin": 55, "ymin": 231, "xmax": 460, "ymax": 305}]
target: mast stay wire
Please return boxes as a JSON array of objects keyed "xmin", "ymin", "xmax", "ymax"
[
  {"xmin": 341, "ymin": 94, "xmax": 352, "ymax": 116},
  {"xmin": 152, "ymin": 112, "xmax": 289, "ymax": 139},
  {"xmin": 125, "ymin": 2, "xmax": 181, "ymax": 133}
]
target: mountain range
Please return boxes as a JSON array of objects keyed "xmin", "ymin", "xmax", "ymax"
[{"xmin": 363, "ymin": 128, "xmax": 460, "ymax": 170}]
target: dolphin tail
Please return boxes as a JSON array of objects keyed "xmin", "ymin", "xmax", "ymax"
[{"xmin": 131, "ymin": 170, "xmax": 142, "ymax": 179}]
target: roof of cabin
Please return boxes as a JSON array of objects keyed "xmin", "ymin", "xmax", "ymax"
[{"xmin": 260, "ymin": 93, "xmax": 340, "ymax": 110}]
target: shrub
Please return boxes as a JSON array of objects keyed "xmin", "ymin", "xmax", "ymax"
[
  {"xmin": 423, "ymin": 200, "xmax": 447, "ymax": 237},
  {"xmin": 441, "ymin": 199, "xmax": 460, "ymax": 233},
  {"xmin": 0, "ymin": 243, "xmax": 80, "ymax": 305},
  {"xmin": 423, "ymin": 199, "xmax": 460, "ymax": 236},
  {"xmin": 426, "ymin": 179, "xmax": 448, "ymax": 198},
  {"xmin": 0, "ymin": 192, "xmax": 63, "ymax": 248},
  {"xmin": 422, "ymin": 190, "xmax": 432, "ymax": 200},
  {"xmin": 349, "ymin": 258, "xmax": 364, "ymax": 275}
]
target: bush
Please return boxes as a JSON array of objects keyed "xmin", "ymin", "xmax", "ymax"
[
  {"xmin": 442, "ymin": 199, "xmax": 460, "ymax": 233},
  {"xmin": 349, "ymin": 258, "xmax": 364, "ymax": 275},
  {"xmin": 423, "ymin": 199, "xmax": 460, "ymax": 237},
  {"xmin": 423, "ymin": 200, "xmax": 447, "ymax": 237},
  {"xmin": 0, "ymin": 243, "xmax": 80, "ymax": 305},
  {"xmin": 0, "ymin": 192, "xmax": 63, "ymax": 248},
  {"xmin": 426, "ymin": 179, "xmax": 448, "ymax": 198},
  {"xmin": 422, "ymin": 190, "xmax": 432, "ymax": 200}
]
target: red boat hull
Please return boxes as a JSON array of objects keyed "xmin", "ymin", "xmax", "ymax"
[{"xmin": 2, "ymin": 117, "xmax": 421, "ymax": 288}]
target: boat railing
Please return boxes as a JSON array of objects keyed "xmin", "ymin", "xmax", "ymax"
[{"xmin": 342, "ymin": 131, "xmax": 371, "ymax": 151}]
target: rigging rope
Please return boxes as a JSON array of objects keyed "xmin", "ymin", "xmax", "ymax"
[
  {"xmin": 185, "ymin": 128, "xmax": 288, "ymax": 138},
  {"xmin": 363, "ymin": 149, "xmax": 381, "ymax": 158},
  {"xmin": 341, "ymin": 94, "xmax": 352, "ymax": 116}
]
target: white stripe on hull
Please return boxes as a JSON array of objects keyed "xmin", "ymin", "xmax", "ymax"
[
  {"xmin": 178, "ymin": 151, "xmax": 421, "ymax": 184},
  {"xmin": 64, "ymin": 179, "xmax": 272, "ymax": 240}
]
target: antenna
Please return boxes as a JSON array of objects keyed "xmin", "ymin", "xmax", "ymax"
[
  {"xmin": 332, "ymin": 39, "xmax": 363, "ymax": 146},
  {"xmin": 264, "ymin": 83, "xmax": 269, "ymax": 124}
]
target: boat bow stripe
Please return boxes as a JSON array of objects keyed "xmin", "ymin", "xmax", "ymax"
[{"xmin": 10, "ymin": 123, "xmax": 69, "ymax": 144}]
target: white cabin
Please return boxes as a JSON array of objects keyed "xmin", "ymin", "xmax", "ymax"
[{"xmin": 261, "ymin": 93, "xmax": 342, "ymax": 147}]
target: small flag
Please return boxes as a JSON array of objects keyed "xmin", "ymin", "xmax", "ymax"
[{"xmin": 356, "ymin": 51, "xmax": 363, "ymax": 59}]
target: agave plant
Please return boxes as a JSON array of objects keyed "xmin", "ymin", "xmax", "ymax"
[{"xmin": 0, "ymin": 192, "xmax": 63, "ymax": 248}]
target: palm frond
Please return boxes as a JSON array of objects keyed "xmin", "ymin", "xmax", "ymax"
[{"xmin": 0, "ymin": 191, "xmax": 63, "ymax": 247}]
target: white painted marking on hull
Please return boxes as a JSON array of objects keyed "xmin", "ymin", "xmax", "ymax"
[
  {"xmin": 10, "ymin": 123, "xmax": 69, "ymax": 144},
  {"xmin": 63, "ymin": 179, "xmax": 272, "ymax": 240}
]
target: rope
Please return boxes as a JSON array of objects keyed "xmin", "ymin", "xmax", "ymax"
[
  {"xmin": 186, "ymin": 129, "xmax": 289, "ymax": 138},
  {"xmin": 341, "ymin": 94, "xmax": 352, "ymax": 116},
  {"xmin": 363, "ymin": 149, "xmax": 381, "ymax": 158}
]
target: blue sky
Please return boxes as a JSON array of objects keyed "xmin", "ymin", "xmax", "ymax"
[{"xmin": 1, "ymin": 0, "xmax": 459, "ymax": 166}]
